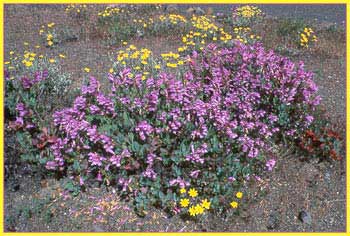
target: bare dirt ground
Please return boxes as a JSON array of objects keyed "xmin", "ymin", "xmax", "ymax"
[{"xmin": 4, "ymin": 4, "xmax": 346, "ymax": 232}]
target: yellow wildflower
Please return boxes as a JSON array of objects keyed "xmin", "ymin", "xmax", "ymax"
[
  {"xmin": 180, "ymin": 198, "xmax": 190, "ymax": 208},
  {"xmin": 188, "ymin": 206, "xmax": 196, "ymax": 216},
  {"xmin": 194, "ymin": 204, "xmax": 204, "ymax": 215},
  {"xmin": 24, "ymin": 61, "xmax": 33, "ymax": 67},
  {"xmin": 59, "ymin": 54, "xmax": 66, "ymax": 58},
  {"xmin": 236, "ymin": 192, "xmax": 243, "ymax": 199},
  {"xmin": 230, "ymin": 201, "xmax": 238, "ymax": 208},
  {"xmin": 180, "ymin": 188, "xmax": 186, "ymax": 194},
  {"xmin": 84, "ymin": 67, "xmax": 90, "ymax": 72},
  {"xmin": 201, "ymin": 199, "xmax": 211, "ymax": 210},
  {"xmin": 188, "ymin": 188, "xmax": 198, "ymax": 198},
  {"xmin": 166, "ymin": 63, "xmax": 177, "ymax": 68}
]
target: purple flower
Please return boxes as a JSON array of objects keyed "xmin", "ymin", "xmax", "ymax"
[
  {"xmin": 21, "ymin": 76, "xmax": 32, "ymax": 89},
  {"xmin": 88, "ymin": 152, "xmax": 106, "ymax": 166},
  {"xmin": 142, "ymin": 167, "xmax": 157, "ymax": 180},
  {"xmin": 185, "ymin": 143, "xmax": 208, "ymax": 164},
  {"xmin": 81, "ymin": 77, "xmax": 100, "ymax": 95},
  {"xmin": 190, "ymin": 170, "xmax": 200, "ymax": 178},
  {"xmin": 169, "ymin": 177, "xmax": 190, "ymax": 188},
  {"xmin": 45, "ymin": 161, "xmax": 57, "ymax": 170},
  {"xmin": 135, "ymin": 121, "xmax": 153, "ymax": 141},
  {"xmin": 266, "ymin": 159, "xmax": 276, "ymax": 171}
]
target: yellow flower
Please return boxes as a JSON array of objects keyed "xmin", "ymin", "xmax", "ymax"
[
  {"xmin": 166, "ymin": 63, "xmax": 177, "ymax": 68},
  {"xmin": 230, "ymin": 201, "xmax": 238, "ymax": 208},
  {"xmin": 59, "ymin": 54, "xmax": 66, "ymax": 58},
  {"xmin": 24, "ymin": 61, "xmax": 33, "ymax": 67},
  {"xmin": 188, "ymin": 188, "xmax": 198, "ymax": 198},
  {"xmin": 180, "ymin": 188, "xmax": 186, "ymax": 194},
  {"xmin": 49, "ymin": 59, "xmax": 56, "ymax": 63},
  {"xmin": 47, "ymin": 22, "xmax": 55, "ymax": 28},
  {"xmin": 129, "ymin": 44, "xmax": 137, "ymax": 50},
  {"xmin": 35, "ymin": 45, "xmax": 41, "ymax": 48},
  {"xmin": 84, "ymin": 67, "xmax": 90, "ymax": 72},
  {"xmin": 9, "ymin": 51, "xmax": 14, "ymax": 55},
  {"xmin": 154, "ymin": 65, "xmax": 161, "ymax": 69},
  {"xmin": 122, "ymin": 41, "xmax": 128, "ymax": 45},
  {"xmin": 48, "ymin": 41, "xmax": 53, "ymax": 46},
  {"xmin": 109, "ymin": 68, "xmax": 114, "ymax": 73},
  {"xmin": 23, "ymin": 42, "xmax": 29, "ymax": 46},
  {"xmin": 5, "ymin": 61, "xmax": 10, "ymax": 65},
  {"xmin": 142, "ymin": 75, "xmax": 146, "ymax": 80},
  {"xmin": 39, "ymin": 55, "xmax": 44, "ymax": 58},
  {"xmin": 188, "ymin": 206, "xmax": 196, "ymax": 216},
  {"xmin": 236, "ymin": 192, "xmax": 243, "ymax": 199},
  {"xmin": 180, "ymin": 198, "xmax": 190, "ymax": 208},
  {"xmin": 201, "ymin": 199, "xmax": 211, "ymax": 210},
  {"xmin": 194, "ymin": 204, "xmax": 204, "ymax": 215}
]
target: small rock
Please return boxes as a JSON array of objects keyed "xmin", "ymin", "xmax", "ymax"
[
  {"xmin": 324, "ymin": 172, "xmax": 331, "ymax": 182},
  {"xmin": 266, "ymin": 211, "xmax": 280, "ymax": 230},
  {"xmin": 206, "ymin": 7, "xmax": 213, "ymax": 15},
  {"xmin": 165, "ymin": 5, "xmax": 178, "ymax": 13},
  {"xmin": 93, "ymin": 225, "xmax": 105, "ymax": 232},
  {"xmin": 186, "ymin": 7, "xmax": 195, "ymax": 15},
  {"xmin": 11, "ymin": 182, "xmax": 20, "ymax": 192},
  {"xmin": 195, "ymin": 7, "xmax": 205, "ymax": 15},
  {"xmin": 300, "ymin": 163, "xmax": 319, "ymax": 183},
  {"xmin": 298, "ymin": 210, "xmax": 312, "ymax": 225}
]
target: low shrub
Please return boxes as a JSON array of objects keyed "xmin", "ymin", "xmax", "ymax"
[
  {"xmin": 5, "ymin": 53, "xmax": 73, "ymax": 165},
  {"xmin": 297, "ymin": 108, "xmax": 342, "ymax": 161},
  {"xmin": 231, "ymin": 5, "xmax": 264, "ymax": 27},
  {"xmin": 41, "ymin": 41, "xmax": 319, "ymax": 216}
]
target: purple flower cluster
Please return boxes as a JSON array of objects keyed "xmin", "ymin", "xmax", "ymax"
[
  {"xmin": 48, "ymin": 77, "xmax": 120, "ymax": 177},
  {"xmin": 185, "ymin": 143, "xmax": 208, "ymax": 164},
  {"xmin": 135, "ymin": 121, "xmax": 154, "ymax": 141},
  {"xmin": 45, "ymin": 41, "xmax": 320, "ymax": 190},
  {"xmin": 20, "ymin": 69, "xmax": 49, "ymax": 89},
  {"xmin": 9, "ymin": 102, "xmax": 35, "ymax": 130}
]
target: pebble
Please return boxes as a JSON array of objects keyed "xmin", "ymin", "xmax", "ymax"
[
  {"xmin": 298, "ymin": 210, "xmax": 312, "ymax": 225},
  {"xmin": 93, "ymin": 225, "xmax": 104, "ymax": 232},
  {"xmin": 267, "ymin": 211, "xmax": 280, "ymax": 230}
]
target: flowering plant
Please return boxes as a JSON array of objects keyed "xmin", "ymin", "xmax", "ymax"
[
  {"xmin": 36, "ymin": 41, "xmax": 320, "ymax": 215},
  {"xmin": 5, "ymin": 53, "xmax": 72, "ymax": 164}
]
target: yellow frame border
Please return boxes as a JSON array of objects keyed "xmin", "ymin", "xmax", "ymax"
[{"xmin": 0, "ymin": 1, "xmax": 348, "ymax": 235}]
